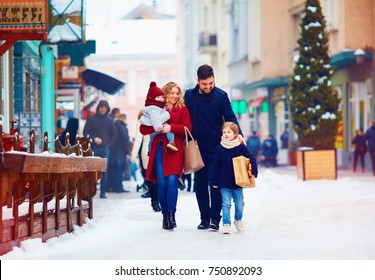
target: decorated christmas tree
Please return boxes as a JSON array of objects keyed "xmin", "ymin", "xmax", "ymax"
[{"xmin": 288, "ymin": 0, "xmax": 341, "ymax": 149}]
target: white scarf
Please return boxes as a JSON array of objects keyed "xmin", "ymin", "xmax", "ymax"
[{"xmin": 220, "ymin": 137, "xmax": 241, "ymax": 149}]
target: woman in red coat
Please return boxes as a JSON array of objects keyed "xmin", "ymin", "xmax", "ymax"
[{"xmin": 140, "ymin": 81, "xmax": 192, "ymax": 230}]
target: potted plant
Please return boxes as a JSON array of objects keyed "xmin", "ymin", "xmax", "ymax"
[{"xmin": 288, "ymin": 0, "xmax": 341, "ymax": 180}]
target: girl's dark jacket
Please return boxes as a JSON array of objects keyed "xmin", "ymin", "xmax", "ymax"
[
  {"xmin": 184, "ymin": 85, "xmax": 242, "ymax": 164},
  {"xmin": 212, "ymin": 143, "xmax": 258, "ymax": 189}
]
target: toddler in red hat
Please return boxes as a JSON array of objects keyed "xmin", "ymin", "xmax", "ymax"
[{"xmin": 140, "ymin": 81, "xmax": 178, "ymax": 151}]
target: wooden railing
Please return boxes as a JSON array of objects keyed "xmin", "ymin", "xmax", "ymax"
[{"xmin": 0, "ymin": 129, "xmax": 106, "ymax": 255}]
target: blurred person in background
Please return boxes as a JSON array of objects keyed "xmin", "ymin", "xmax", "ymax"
[
  {"xmin": 261, "ymin": 134, "xmax": 278, "ymax": 167},
  {"xmin": 246, "ymin": 131, "xmax": 261, "ymax": 161},
  {"xmin": 83, "ymin": 100, "xmax": 117, "ymax": 198},
  {"xmin": 130, "ymin": 110, "xmax": 161, "ymax": 212},
  {"xmin": 108, "ymin": 113, "xmax": 131, "ymax": 193},
  {"xmin": 364, "ymin": 120, "xmax": 375, "ymax": 176},
  {"xmin": 351, "ymin": 128, "xmax": 367, "ymax": 173}
]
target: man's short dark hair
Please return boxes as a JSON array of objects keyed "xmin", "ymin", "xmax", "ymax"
[{"xmin": 197, "ymin": 64, "xmax": 214, "ymax": 80}]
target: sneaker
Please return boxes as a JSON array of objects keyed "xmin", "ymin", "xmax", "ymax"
[
  {"xmin": 167, "ymin": 141, "xmax": 178, "ymax": 152},
  {"xmin": 234, "ymin": 220, "xmax": 245, "ymax": 232},
  {"xmin": 223, "ymin": 224, "xmax": 230, "ymax": 234},
  {"xmin": 197, "ymin": 220, "xmax": 210, "ymax": 230},
  {"xmin": 209, "ymin": 220, "xmax": 219, "ymax": 231}
]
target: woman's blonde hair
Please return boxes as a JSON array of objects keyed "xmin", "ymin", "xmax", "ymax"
[
  {"xmin": 162, "ymin": 81, "xmax": 185, "ymax": 107},
  {"xmin": 222, "ymin": 121, "xmax": 239, "ymax": 136}
]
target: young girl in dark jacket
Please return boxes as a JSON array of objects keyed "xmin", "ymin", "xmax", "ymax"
[{"xmin": 212, "ymin": 122, "xmax": 258, "ymax": 234}]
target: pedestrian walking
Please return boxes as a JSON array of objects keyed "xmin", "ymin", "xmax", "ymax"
[
  {"xmin": 83, "ymin": 100, "xmax": 117, "ymax": 198},
  {"xmin": 130, "ymin": 109, "xmax": 161, "ymax": 212},
  {"xmin": 184, "ymin": 64, "xmax": 244, "ymax": 231},
  {"xmin": 351, "ymin": 128, "xmax": 367, "ymax": 173},
  {"xmin": 246, "ymin": 131, "xmax": 261, "ymax": 160},
  {"xmin": 212, "ymin": 122, "xmax": 258, "ymax": 234},
  {"xmin": 140, "ymin": 81, "xmax": 192, "ymax": 230},
  {"xmin": 107, "ymin": 113, "xmax": 131, "ymax": 193},
  {"xmin": 364, "ymin": 120, "xmax": 375, "ymax": 176},
  {"xmin": 261, "ymin": 134, "xmax": 278, "ymax": 167}
]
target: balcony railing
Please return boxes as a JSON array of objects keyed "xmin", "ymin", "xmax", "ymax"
[{"xmin": 198, "ymin": 32, "xmax": 217, "ymax": 53}]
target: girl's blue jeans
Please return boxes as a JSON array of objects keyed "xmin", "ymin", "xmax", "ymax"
[{"xmin": 220, "ymin": 187, "xmax": 244, "ymax": 225}]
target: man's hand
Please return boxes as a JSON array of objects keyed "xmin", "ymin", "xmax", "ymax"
[{"xmin": 237, "ymin": 134, "xmax": 246, "ymax": 145}]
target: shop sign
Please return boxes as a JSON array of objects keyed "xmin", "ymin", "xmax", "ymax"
[{"xmin": 0, "ymin": 0, "xmax": 47, "ymax": 31}]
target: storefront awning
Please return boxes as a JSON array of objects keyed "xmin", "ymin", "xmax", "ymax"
[
  {"xmin": 82, "ymin": 69, "xmax": 125, "ymax": 95},
  {"xmin": 331, "ymin": 50, "xmax": 373, "ymax": 70},
  {"xmin": 249, "ymin": 96, "xmax": 267, "ymax": 108}
]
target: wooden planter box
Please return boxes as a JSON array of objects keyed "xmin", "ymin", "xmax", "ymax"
[{"xmin": 297, "ymin": 149, "xmax": 337, "ymax": 180}]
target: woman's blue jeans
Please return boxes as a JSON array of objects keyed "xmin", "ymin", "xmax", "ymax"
[
  {"xmin": 154, "ymin": 143, "xmax": 178, "ymax": 213},
  {"xmin": 220, "ymin": 188, "xmax": 244, "ymax": 225}
]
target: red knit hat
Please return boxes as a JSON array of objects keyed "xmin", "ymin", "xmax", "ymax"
[{"xmin": 145, "ymin": 81, "xmax": 165, "ymax": 108}]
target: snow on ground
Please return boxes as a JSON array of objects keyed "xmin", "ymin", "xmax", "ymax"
[
  {"xmin": 1, "ymin": 166, "xmax": 375, "ymax": 280},
  {"xmin": 1, "ymin": 166, "xmax": 374, "ymax": 260}
]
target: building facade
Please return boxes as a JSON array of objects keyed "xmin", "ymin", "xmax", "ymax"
[{"xmin": 178, "ymin": 0, "xmax": 375, "ymax": 169}]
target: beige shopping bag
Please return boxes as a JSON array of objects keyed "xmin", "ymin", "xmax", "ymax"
[{"xmin": 232, "ymin": 155, "xmax": 256, "ymax": 188}]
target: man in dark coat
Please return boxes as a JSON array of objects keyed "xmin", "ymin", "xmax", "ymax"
[
  {"xmin": 108, "ymin": 114, "xmax": 131, "ymax": 192},
  {"xmin": 184, "ymin": 64, "xmax": 243, "ymax": 231},
  {"xmin": 364, "ymin": 120, "xmax": 375, "ymax": 176},
  {"xmin": 83, "ymin": 100, "xmax": 117, "ymax": 198}
]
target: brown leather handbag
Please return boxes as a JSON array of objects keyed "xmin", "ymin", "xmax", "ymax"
[{"xmin": 183, "ymin": 127, "xmax": 205, "ymax": 174}]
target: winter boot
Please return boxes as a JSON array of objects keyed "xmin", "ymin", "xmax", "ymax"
[
  {"xmin": 169, "ymin": 211, "xmax": 177, "ymax": 228},
  {"xmin": 162, "ymin": 213, "xmax": 172, "ymax": 230},
  {"xmin": 151, "ymin": 201, "xmax": 161, "ymax": 212},
  {"xmin": 141, "ymin": 191, "xmax": 151, "ymax": 198}
]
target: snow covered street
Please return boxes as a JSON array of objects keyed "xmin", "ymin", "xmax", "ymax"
[{"xmin": 1, "ymin": 166, "xmax": 374, "ymax": 260}]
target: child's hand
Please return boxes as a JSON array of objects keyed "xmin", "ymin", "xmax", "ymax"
[
  {"xmin": 213, "ymin": 185, "xmax": 219, "ymax": 189},
  {"xmin": 162, "ymin": 123, "xmax": 171, "ymax": 133}
]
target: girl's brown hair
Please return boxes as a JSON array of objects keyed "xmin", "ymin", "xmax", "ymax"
[
  {"xmin": 222, "ymin": 121, "xmax": 239, "ymax": 136},
  {"xmin": 162, "ymin": 81, "xmax": 185, "ymax": 107}
]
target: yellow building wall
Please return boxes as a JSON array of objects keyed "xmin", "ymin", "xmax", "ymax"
[{"xmin": 344, "ymin": 0, "xmax": 375, "ymax": 49}]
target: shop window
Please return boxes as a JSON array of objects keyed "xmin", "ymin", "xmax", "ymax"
[
  {"xmin": 348, "ymin": 81, "xmax": 372, "ymax": 150},
  {"xmin": 13, "ymin": 55, "xmax": 42, "ymax": 152}
]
